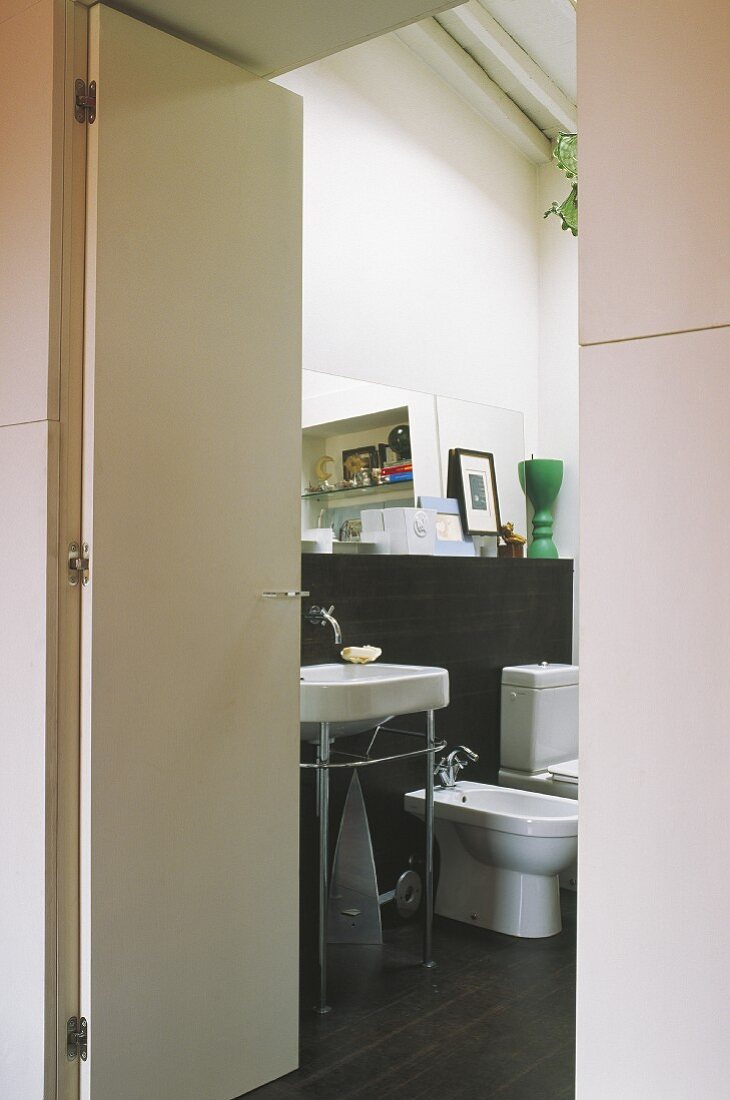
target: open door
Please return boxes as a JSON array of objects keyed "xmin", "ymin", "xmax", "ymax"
[{"xmin": 79, "ymin": 7, "xmax": 302, "ymax": 1097}]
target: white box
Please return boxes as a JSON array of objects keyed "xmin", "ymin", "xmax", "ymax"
[
  {"xmin": 361, "ymin": 509, "xmax": 385, "ymax": 532},
  {"xmin": 360, "ymin": 508, "xmax": 390, "ymax": 552},
  {"xmin": 301, "ymin": 528, "xmax": 333, "ymax": 553},
  {"xmin": 382, "ymin": 508, "xmax": 437, "ymax": 555}
]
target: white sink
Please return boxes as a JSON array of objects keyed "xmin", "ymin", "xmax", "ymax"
[{"xmin": 300, "ymin": 662, "xmax": 449, "ymax": 741}]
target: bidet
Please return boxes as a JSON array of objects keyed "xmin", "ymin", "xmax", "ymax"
[{"xmin": 405, "ymin": 781, "xmax": 578, "ymax": 937}]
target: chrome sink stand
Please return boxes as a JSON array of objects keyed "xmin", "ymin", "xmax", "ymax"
[
  {"xmin": 316, "ymin": 721, "xmax": 332, "ymax": 1014},
  {"xmin": 302, "ymin": 711, "xmax": 445, "ymax": 1015}
]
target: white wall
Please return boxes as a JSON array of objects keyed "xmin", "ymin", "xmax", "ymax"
[
  {"xmin": 577, "ymin": 1, "xmax": 730, "ymax": 1095},
  {"xmin": 579, "ymin": 3, "xmax": 729, "ymax": 345},
  {"xmin": 277, "ymin": 33, "xmax": 542, "ymax": 454},
  {"xmin": 579, "ymin": 332, "xmax": 730, "ymax": 1099},
  {"xmin": 279, "ymin": 34, "xmax": 581, "ymax": 575},
  {"xmin": 0, "ymin": 0, "xmax": 60, "ymax": 424},
  {"xmin": 0, "ymin": 423, "xmax": 56, "ymax": 1099},
  {"xmin": 538, "ymin": 160, "xmax": 579, "ymax": 651},
  {"xmin": 0, "ymin": 1, "xmax": 59, "ymax": 1095}
]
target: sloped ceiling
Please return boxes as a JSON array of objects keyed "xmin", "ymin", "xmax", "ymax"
[
  {"xmin": 472, "ymin": 0, "xmax": 576, "ymax": 103},
  {"xmin": 97, "ymin": 0, "xmax": 576, "ymax": 165},
  {"xmin": 98, "ymin": 0, "xmax": 466, "ymax": 77},
  {"xmin": 437, "ymin": 0, "xmax": 576, "ymax": 135},
  {"xmin": 397, "ymin": 0, "xmax": 576, "ymax": 162}
]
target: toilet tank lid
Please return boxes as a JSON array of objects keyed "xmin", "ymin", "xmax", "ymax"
[
  {"xmin": 548, "ymin": 758, "xmax": 579, "ymax": 781},
  {"xmin": 502, "ymin": 663, "xmax": 579, "ymax": 688}
]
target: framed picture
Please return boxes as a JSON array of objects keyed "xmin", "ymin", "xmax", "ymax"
[
  {"xmin": 378, "ymin": 442, "xmax": 397, "ymax": 467},
  {"xmin": 418, "ymin": 497, "xmax": 476, "ymax": 556},
  {"xmin": 446, "ymin": 449, "xmax": 501, "ymax": 536},
  {"xmin": 342, "ymin": 445, "xmax": 379, "ymax": 480}
]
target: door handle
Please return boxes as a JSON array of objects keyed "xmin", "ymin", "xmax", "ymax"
[{"xmin": 261, "ymin": 590, "xmax": 310, "ymax": 599}]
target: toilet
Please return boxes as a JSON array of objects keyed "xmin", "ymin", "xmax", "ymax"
[
  {"xmin": 404, "ymin": 783, "xmax": 578, "ymax": 938},
  {"xmin": 498, "ymin": 663, "xmax": 579, "ymax": 799},
  {"xmin": 499, "ymin": 663, "xmax": 579, "ymax": 887}
]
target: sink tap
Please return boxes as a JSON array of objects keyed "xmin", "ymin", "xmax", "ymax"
[
  {"xmin": 435, "ymin": 745, "xmax": 479, "ymax": 788},
  {"xmin": 304, "ymin": 604, "xmax": 343, "ymax": 645}
]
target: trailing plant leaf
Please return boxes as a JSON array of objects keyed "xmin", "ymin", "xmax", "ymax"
[
  {"xmin": 553, "ymin": 133, "xmax": 577, "ymax": 179},
  {"xmin": 544, "ymin": 133, "xmax": 578, "ymax": 236}
]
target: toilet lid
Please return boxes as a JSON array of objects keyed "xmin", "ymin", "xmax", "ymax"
[{"xmin": 547, "ymin": 758, "xmax": 579, "ymax": 783}]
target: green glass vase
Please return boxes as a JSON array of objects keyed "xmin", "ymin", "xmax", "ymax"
[{"xmin": 518, "ymin": 459, "xmax": 564, "ymax": 559}]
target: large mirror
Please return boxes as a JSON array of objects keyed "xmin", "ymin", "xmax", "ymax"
[{"xmin": 302, "ymin": 369, "xmax": 527, "ymax": 554}]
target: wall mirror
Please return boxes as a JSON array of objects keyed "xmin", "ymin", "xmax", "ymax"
[{"xmin": 301, "ymin": 369, "xmax": 527, "ymax": 554}]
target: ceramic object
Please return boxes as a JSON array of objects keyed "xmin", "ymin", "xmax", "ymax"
[
  {"xmin": 498, "ymin": 663, "xmax": 580, "ymax": 889},
  {"xmin": 518, "ymin": 458, "xmax": 564, "ymax": 558},
  {"xmin": 498, "ymin": 661, "xmax": 579, "ymax": 799},
  {"xmin": 300, "ymin": 662, "xmax": 449, "ymax": 741},
  {"xmin": 405, "ymin": 782, "xmax": 578, "ymax": 937}
]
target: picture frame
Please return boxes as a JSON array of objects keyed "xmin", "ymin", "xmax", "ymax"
[
  {"xmin": 446, "ymin": 448, "xmax": 501, "ymax": 536},
  {"xmin": 377, "ymin": 442, "xmax": 397, "ymax": 467},
  {"xmin": 418, "ymin": 496, "xmax": 476, "ymax": 556},
  {"xmin": 341, "ymin": 444, "xmax": 379, "ymax": 480}
]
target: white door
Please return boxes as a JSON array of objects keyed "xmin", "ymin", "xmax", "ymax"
[{"xmin": 80, "ymin": 7, "xmax": 302, "ymax": 1098}]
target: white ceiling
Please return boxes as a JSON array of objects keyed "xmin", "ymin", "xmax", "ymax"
[
  {"xmin": 97, "ymin": 0, "xmax": 576, "ymax": 164},
  {"xmin": 397, "ymin": 0, "xmax": 576, "ymax": 162},
  {"xmin": 99, "ymin": 0, "xmax": 465, "ymax": 77},
  {"xmin": 474, "ymin": 0, "xmax": 576, "ymax": 102}
]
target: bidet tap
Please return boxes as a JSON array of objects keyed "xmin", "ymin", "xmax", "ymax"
[
  {"xmin": 304, "ymin": 604, "xmax": 343, "ymax": 645},
  {"xmin": 435, "ymin": 745, "xmax": 479, "ymax": 788}
]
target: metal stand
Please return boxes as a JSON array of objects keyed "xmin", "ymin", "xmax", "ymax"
[
  {"xmin": 423, "ymin": 709, "xmax": 436, "ymax": 969},
  {"xmin": 302, "ymin": 713, "xmax": 444, "ymax": 1014},
  {"xmin": 315, "ymin": 721, "xmax": 332, "ymax": 1014},
  {"xmin": 328, "ymin": 771, "xmax": 383, "ymax": 945}
]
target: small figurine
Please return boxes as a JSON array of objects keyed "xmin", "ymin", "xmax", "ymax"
[
  {"xmin": 499, "ymin": 522, "xmax": 527, "ymax": 545},
  {"xmin": 313, "ymin": 455, "xmax": 335, "ymax": 483},
  {"xmin": 498, "ymin": 522, "xmax": 527, "ymax": 558}
]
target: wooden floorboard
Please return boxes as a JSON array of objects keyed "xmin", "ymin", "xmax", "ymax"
[{"xmin": 246, "ymin": 891, "xmax": 576, "ymax": 1099}]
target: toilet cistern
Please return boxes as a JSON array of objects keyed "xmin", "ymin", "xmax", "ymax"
[
  {"xmin": 304, "ymin": 603, "xmax": 342, "ymax": 645},
  {"xmin": 435, "ymin": 745, "xmax": 479, "ymax": 788}
]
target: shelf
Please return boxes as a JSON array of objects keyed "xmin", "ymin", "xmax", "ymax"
[{"xmin": 302, "ymin": 480, "xmax": 414, "ymax": 503}]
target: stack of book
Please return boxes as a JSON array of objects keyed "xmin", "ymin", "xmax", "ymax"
[{"xmin": 381, "ymin": 461, "xmax": 413, "ymax": 483}]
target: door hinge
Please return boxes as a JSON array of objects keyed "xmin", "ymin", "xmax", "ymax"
[
  {"xmin": 66, "ymin": 1016, "xmax": 88, "ymax": 1062},
  {"xmin": 68, "ymin": 542, "xmax": 90, "ymax": 587},
  {"xmin": 75, "ymin": 78, "xmax": 96, "ymax": 124}
]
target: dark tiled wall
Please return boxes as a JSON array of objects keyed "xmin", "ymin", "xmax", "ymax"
[
  {"xmin": 302, "ymin": 554, "xmax": 573, "ymax": 779},
  {"xmin": 299, "ymin": 554, "xmax": 573, "ymax": 992}
]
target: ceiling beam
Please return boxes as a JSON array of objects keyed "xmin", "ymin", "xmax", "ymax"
[
  {"xmin": 438, "ymin": 2, "xmax": 577, "ymax": 134},
  {"xmin": 396, "ymin": 19, "xmax": 552, "ymax": 164}
]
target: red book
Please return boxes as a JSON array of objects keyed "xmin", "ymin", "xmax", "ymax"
[{"xmin": 382, "ymin": 461, "xmax": 413, "ymax": 475}]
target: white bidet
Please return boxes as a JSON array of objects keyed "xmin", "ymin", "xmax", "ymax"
[{"xmin": 405, "ymin": 781, "xmax": 578, "ymax": 938}]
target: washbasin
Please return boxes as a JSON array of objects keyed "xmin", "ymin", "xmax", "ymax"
[{"xmin": 300, "ymin": 662, "xmax": 449, "ymax": 741}]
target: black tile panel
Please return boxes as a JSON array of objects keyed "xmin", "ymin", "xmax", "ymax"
[
  {"xmin": 297, "ymin": 555, "xmax": 574, "ymax": 1007},
  {"xmin": 301, "ymin": 556, "xmax": 574, "ymax": 785}
]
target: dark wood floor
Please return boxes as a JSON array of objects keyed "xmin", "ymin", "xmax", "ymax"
[{"xmin": 247, "ymin": 892, "xmax": 576, "ymax": 1100}]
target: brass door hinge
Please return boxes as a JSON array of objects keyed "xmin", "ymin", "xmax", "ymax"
[
  {"xmin": 68, "ymin": 542, "xmax": 90, "ymax": 587},
  {"xmin": 66, "ymin": 1016, "xmax": 88, "ymax": 1062},
  {"xmin": 75, "ymin": 78, "xmax": 96, "ymax": 124}
]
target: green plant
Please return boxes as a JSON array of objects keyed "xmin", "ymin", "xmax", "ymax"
[{"xmin": 544, "ymin": 133, "xmax": 577, "ymax": 236}]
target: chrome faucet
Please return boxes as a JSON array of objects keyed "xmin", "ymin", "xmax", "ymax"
[
  {"xmin": 304, "ymin": 604, "xmax": 343, "ymax": 645},
  {"xmin": 435, "ymin": 745, "xmax": 479, "ymax": 788}
]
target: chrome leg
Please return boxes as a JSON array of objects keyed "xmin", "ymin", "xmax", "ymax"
[
  {"xmin": 423, "ymin": 709, "xmax": 436, "ymax": 968},
  {"xmin": 315, "ymin": 721, "xmax": 332, "ymax": 1013}
]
